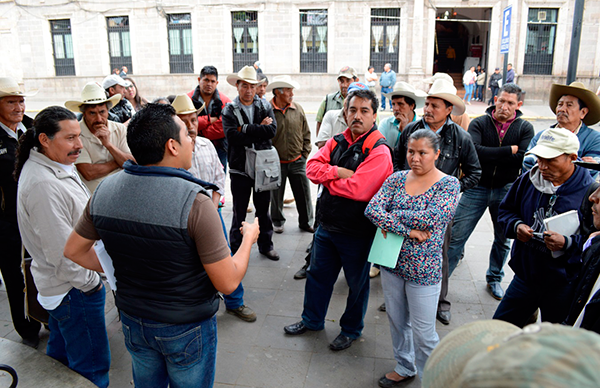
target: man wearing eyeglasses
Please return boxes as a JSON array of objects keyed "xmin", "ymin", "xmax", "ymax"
[{"xmin": 494, "ymin": 127, "xmax": 594, "ymax": 328}]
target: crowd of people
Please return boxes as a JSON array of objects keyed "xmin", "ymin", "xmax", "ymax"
[{"xmin": 1, "ymin": 60, "xmax": 600, "ymax": 388}]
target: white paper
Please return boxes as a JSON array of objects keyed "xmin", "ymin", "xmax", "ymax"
[
  {"xmin": 544, "ymin": 210, "xmax": 580, "ymax": 258},
  {"xmin": 94, "ymin": 240, "xmax": 117, "ymax": 291}
]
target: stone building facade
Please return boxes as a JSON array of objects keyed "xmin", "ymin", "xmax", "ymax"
[{"xmin": 1, "ymin": 0, "xmax": 599, "ymax": 103}]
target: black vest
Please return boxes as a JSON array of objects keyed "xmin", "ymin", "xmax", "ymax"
[
  {"xmin": 90, "ymin": 164, "xmax": 219, "ymax": 324},
  {"xmin": 318, "ymin": 127, "xmax": 388, "ymax": 236}
]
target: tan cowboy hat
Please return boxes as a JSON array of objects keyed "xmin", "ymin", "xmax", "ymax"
[
  {"xmin": 422, "ymin": 72, "xmax": 454, "ymax": 85},
  {"xmin": 549, "ymin": 82, "xmax": 600, "ymax": 125},
  {"xmin": 266, "ymin": 75, "xmax": 300, "ymax": 92},
  {"xmin": 427, "ymin": 79, "xmax": 466, "ymax": 116},
  {"xmin": 172, "ymin": 94, "xmax": 205, "ymax": 115},
  {"xmin": 227, "ymin": 66, "xmax": 260, "ymax": 87},
  {"xmin": 64, "ymin": 82, "xmax": 121, "ymax": 112},
  {"xmin": 0, "ymin": 77, "xmax": 38, "ymax": 98},
  {"xmin": 383, "ymin": 82, "xmax": 427, "ymax": 109}
]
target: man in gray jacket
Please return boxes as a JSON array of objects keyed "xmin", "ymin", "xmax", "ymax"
[{"xmin": 15, "ymin": 106, "xmax": 110, "ymax": 388}]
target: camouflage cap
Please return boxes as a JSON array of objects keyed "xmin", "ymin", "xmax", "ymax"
[
  {"xmin": 424, "ymin": 321, "xmax": 600, "ymax": 388},
  {"xmin": 338, "ymin": 66, "xmax": 358, "ymax": 80}
]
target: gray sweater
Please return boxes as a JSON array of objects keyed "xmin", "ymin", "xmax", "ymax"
[{"xmin": 17, "ymin": 150, "xmax": 100, "ymax": 297}]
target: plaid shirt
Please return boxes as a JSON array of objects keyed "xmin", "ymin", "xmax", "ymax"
[{"xmin": 189, "ymin": 137, "xmax": 225, "ymax": 196}]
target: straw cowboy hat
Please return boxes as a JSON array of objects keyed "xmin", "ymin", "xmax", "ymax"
[
  {"xmin": 171, "ymin": 94, "xmax": 205, "ymax": 115},
  {"xmin": 427, "ymin": 79, "xmax": 466, "ymax": 116},
  {"xmin": 0, "ymin": 77, "xmax": 38, "ymax": 98},
  {"xmin": 383, "ymin": 81, "xmax": 427, "ymax": 109},
  {"xmin": 226, "ymin": 66, "xmax": 262, "ymax": 87},
  {"xmin": 266, "ymin": 75, "xmax": 300, "ymax": 92},
  {"xmin": 64, "ymin": 82, "xmax": 121, "ymax": 112},
  {"xmin": 549, "ymin": 82, "xmax": 600, "ymax": 126}
]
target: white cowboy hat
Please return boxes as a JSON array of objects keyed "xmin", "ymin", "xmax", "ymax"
[
  {"xmin": 0, "ymin": 77, "xmax": 38, "ymax": 98},
  {"xmin": 64, "ymin": 82, "xmax": 121, "ymax": 112},
  {"xmin": 266, "ymin": 75, "xmax": 300, "ymax": 92},
  {"xmin": 549, "ymin": 82, "xmax": 600, "ymax": 126},
  {"xmin": 227, "ymin": 66, "xmax": 261, "ymax": 86},
  {"xmin": 427, "ymin": 79, "xmax": 466, "ymax": 116},
  {"xmin": 422, "ymin": 72, "xmax": 454, "ymax": 85},
  {"xmin": 383, "ymin": 82, "xmax": 427, "ymax": 109},
  {"xmin": 171, "ymin": 94, "xmax": 205, "ymax": 115}
]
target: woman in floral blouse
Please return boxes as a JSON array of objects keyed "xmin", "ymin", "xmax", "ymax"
[{"xmin": 365, "ymin": 129, "xmax": 460, "ymax": 386}]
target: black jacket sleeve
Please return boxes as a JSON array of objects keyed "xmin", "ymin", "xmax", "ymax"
[{"xmin": 457, "ymin": 130, "xmax": 482, "ymax": 192}]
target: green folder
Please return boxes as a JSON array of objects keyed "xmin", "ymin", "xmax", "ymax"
[{"xmin": 368, "ymin": 228, "xmax": 404, "ymax": 269}]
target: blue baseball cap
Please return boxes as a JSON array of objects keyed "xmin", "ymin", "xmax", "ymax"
[{"xmin": 347, "ymin": 82, "xmax": 369, "ymax": 93}]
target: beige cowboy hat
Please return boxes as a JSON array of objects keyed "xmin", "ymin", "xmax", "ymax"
[
  {"xmin": 171, "ymin": 94, "xmax": 205, "ymax": 115},
  {"xmin": 549, "ymin": 82, "xmax": 600, "ymax": 125},
  {"xmin": 227, "ymin": 66, "xmax": 261, "ymax": 87},
  {"xmin": 64, "ymin": 82, "xmax": 121, "ymax": 112},
  {"xmin": 266, "ymin": 75, "xmax": 300, "ymax": 92},
  {"xmin": 383, "ymin": 82, "xmax": 427, "ymax": 109},
  {"xmin": 0, "ymin": 77, "xmax": 38, "ymax": 98},
  {"xmin": 427, "ymin": 79, "xmax": 466, "ymax": 116},
  {"xmin": 422, "ymin": 72, "xmax": 454, "ymax": 85}
]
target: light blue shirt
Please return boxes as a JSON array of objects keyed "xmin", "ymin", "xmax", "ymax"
[{"xmin": 378, "ymin": 113, "xmax": 418, "ymax": 148}]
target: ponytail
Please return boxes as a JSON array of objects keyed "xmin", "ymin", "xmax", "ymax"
[{"xmin": 14, "ymin": 129, "xmax": 36, "ymax": 181}]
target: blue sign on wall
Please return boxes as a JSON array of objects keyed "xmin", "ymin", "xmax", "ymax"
[{"xmin": 500, "ymin": 6, "xmax": 512, "ymax": 54}]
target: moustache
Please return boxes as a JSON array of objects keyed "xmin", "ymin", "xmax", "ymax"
[
  {"xmin": 351, "ymin": 120, "xmax": 363, "ymax": 126},
  {"xmin": 68, "ymin": 149, "xmax": 81, "ymax": 156}
]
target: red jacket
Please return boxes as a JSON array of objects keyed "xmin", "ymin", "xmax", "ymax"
[{"xmin": 187, "ymin": 88, "xmax": 231, "ymax": 141}]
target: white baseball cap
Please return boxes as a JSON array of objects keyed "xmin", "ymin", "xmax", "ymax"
[{"xmin": 525, "ymin": 127, "xmax": 580, "ymax": 159}]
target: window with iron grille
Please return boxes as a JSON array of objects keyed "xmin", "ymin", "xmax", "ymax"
[
  {"xmin": 300, "ymin": 10, "xmax": 328, "ymax": 73},
  {"xmin": 370, "ymin": 9, "xmax": 400, "ymax": 73},
  {"xmin": 107, "ymin": 16, "xmax": 132, "ymax": 74},
  {"xmin": 50, "ymin": 19, "xmax": 75, "ymax": 76},
  {"xmin": 524, "ymin": 8, "xmax": 558, "ymax": 75},
  {"xmin": 232, "ymin": 11, "xmax": 258, "ymax": 73},
  {"xmin": 167, "ymin": 13, "xmax": 194, "ymax": 74}
]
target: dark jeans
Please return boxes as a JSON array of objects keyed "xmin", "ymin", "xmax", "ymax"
[
  {"xmin": 493, "ymin": 275, "xmax": 576, "ymax": 328},
  {"xmin": 437, "ymin": 221, "xmax": 453, "ymax": 313},
  {"xmin": 270, "ymin": 157, "xmax": 314, "ymax": 228},
  {"xmin": 488, "ymin": 86, "xmax": 499, "ymax": 105},
  {"xmin": 475, "ymin": 85, "xmax": 484, "ymax": 101},
  {"xmin": 0, "ymin": 223, "xmax": 41, "ymax": 340},
  {"xmin": 47, "ymin": 286, "xmax": 110, "ymax": 388},
  {"xmin": 229, "ymin": 173, "xmax": 274, "ymax": 254},
  {"xmin": 301, "ymin": 226, "xmax": 372, "ymax": 339}
]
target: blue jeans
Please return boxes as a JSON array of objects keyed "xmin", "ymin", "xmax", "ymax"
[
  {"xmin": 121, "ymin": 311, "xmax": 218, "ymax": 388},
  {"xmin": 447, "ymin": 185, "xmax": 511, "ymax": 284},
  {"xmin": 382, "ymin": 270, "xmax": 441, "ymax": 380},
  {"xmin": 475, "ymin": 85, "xmax": 484, "ymax": 100},
  {"xmin": 301, "ymin": 226, "xmax": 372, "ymax": 339},
  {"xmin": 493, "ymin": 275, "xmax": 575, "ymax": 328},
  {"xmin": 47, "ymin": 286, "xmax": 110, "ymax": 388},
  {"xmin": 381, "ymin": 86, "xmax": 393, "ymax": 109},
  {"xmin": 217, "ymin": 208, "xmax": 245, "ymax": 309},
  {"xmin": 463, "ymin": 83, "xmax": 474, "ymax": 102}
]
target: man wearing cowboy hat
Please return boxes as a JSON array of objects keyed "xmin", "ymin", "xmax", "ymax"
[
  {"xmin": 447, "ymin": 83, "xmax": 535, "ymax": 301},
  {"xmin": 523, "ymin": 82, "xmax": 600, "ymax": 178},
  {"xmin": 101, "ymin": 74, "xmax": 133, "ymax": 124},
  {"xmin": 379, "ymin": 81, "xmax": 427, "ymax": 149},
  {"xmin": 315, "ymin": 66, "xmax": 358, "ymax": 134},
  {"xmin": 0, "ymin": 76, "xmax": 42, "ymax": 348},
  {"xmin": 65, "ymin": 82, "xmax": 134, "ymax": 193},
  {"xmin": 222, "ymin": 65, "xmax": 280, "ymax": 261},
  {"xmin": 494, "ymin": 127, "xmax": 594, "ymax": 328},
  {"xmin": 267, "ymin": 76, "xmax": 313, "ymax": 235},
  {"xmin": 394, "ymin": 78, "xmax": 481, "ymax": 325},
  {"xmin": 422, "ymin": 72, "xmax": 470, "ymax": 130},
  {"xmin": 173, "ymin": 94, "xmax": 257, "ymax": 323}
]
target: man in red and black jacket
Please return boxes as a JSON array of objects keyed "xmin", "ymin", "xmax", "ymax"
[{"xmin": 188, "ymin": 65, "xmax": 231, "ymax": 171}]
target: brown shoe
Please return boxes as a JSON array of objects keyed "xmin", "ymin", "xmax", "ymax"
[{"xmin": 226, "ymin": 305, "xmax": 257, "ymax": 322}]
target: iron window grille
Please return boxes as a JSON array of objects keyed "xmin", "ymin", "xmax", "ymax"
[
  {"xmin": 232, "ymin": 11, "xmax": 258, "ymax": 73},
  {"xmin": 107, "ymin": 16, "xmax": 132, "ymax": 74},
  {"xmin": 524, "ymin": 8, "xmax": 558, "ymax": 75},
  {"xmin": 167, "ymin": 13, "xmax": 194, "ymax": 74},
  {"xmin": 299, "ymin": 9, "xmax": 328, "ymax": 73},
  {"xmin": 370, "ymin": 9, "xmax": 401, "ymax": 73},
  {"xmin": 50, "ymin": 19, "xmax": 75, "ymax": 76}
]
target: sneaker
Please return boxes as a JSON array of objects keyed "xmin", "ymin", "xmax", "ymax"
[
  {"xmin": 226, "ymin": 305, "xmax": 257, "ymax": 322},
  {"xmin": 273, "ymin": 225, "xmax": 284, "ymax": 234}
]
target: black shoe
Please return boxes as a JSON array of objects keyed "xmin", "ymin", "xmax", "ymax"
[
  {"xmin": 299, "ymin": 225, "xmax": 315, "ymax": 233},
  {"xmin": 378, "ymin": 302, "xmax": 386, "ymax": 312},
  {"xmin": 436, "ymin": 310, "xmax": 451, "ymax": 325},
  {"xmin": 329, "ymin": 333, "xmax": 355, "ymax": 351},
  {"xmin": 284, "ymin": 321, "xmax": 308, "ymax": 335},
  {"xmin": 378, "ymin": 374, "xmax": 415, "ymax": 387},
  {"xmin": 261, "ymin": 250, "xmax": 280, "ymax": 261},
  {"xmin": 294, "ymin": 264, "xmax": 308, "ymax": 280},
  {"xmin": 22, "ymin": 336, "xmax": 40, "ymax": 349}
]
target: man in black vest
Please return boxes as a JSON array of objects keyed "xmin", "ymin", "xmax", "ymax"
[
  {"xmin": 64, "ymin": 103, "xmax": 260, "ymax": 388},
  {"xmin": 0, "ymin": 76, "xmax": 41, "ymax": 348},
  {"xmin": 284, "ymin": 89, "xmax": 393, "ymax": 351},
  {"xmin": 222, "ymin": 66, "xmax": 280, "ymax": 261}
]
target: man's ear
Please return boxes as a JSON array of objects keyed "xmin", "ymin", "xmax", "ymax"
[{"xmin": 165, "ymin": 138, "xmax": 180, "ymax": 157}]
